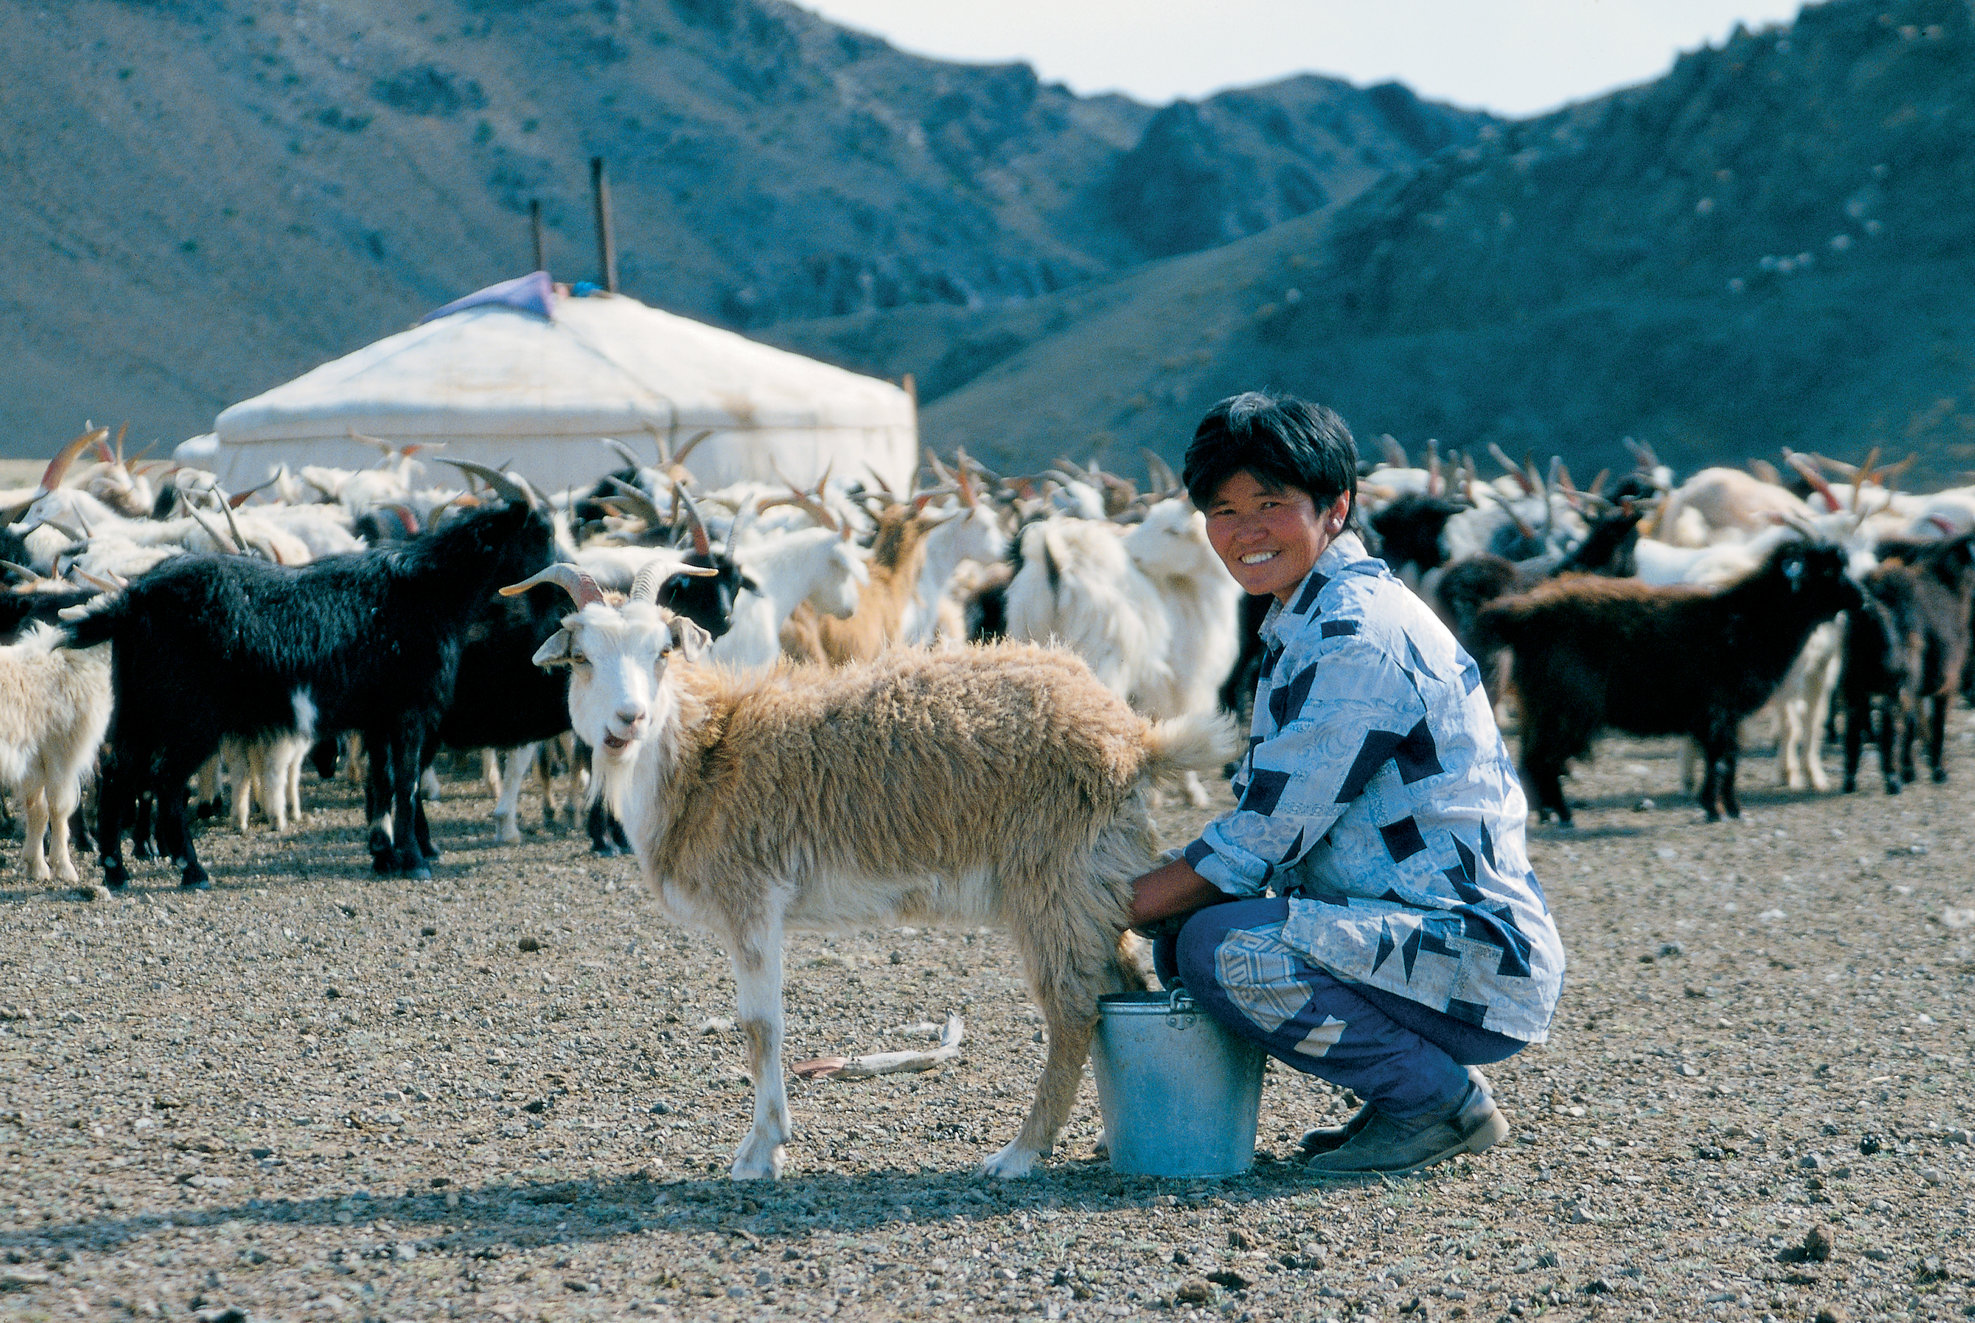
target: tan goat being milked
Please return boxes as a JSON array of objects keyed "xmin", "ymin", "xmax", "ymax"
[{"xmin": 503, "ymin": 562, "xmax": 1237, "ymax": 1180}]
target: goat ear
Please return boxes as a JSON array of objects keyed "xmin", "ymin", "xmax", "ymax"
[
  {"xmin": 670, "ymin": 618, "xmax": 712, "ymax": 662},
  {"xmin": 532, "ymin": 628, "xmax": 575, "ymax": 668},
  {"xmin": 740, "ymin": 574, "xmax": 761, "ymax": 595}
]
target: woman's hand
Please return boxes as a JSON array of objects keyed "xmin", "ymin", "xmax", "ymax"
[{"xmin": 1129, "ymin": 858, "xmax": 1232, "ymax": 931}]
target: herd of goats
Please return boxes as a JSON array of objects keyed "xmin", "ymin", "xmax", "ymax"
[{"xmin": 0, "ymin": 425, "xmax": 1969, "ymax": 897}]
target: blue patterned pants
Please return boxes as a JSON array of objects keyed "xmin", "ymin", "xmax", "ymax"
[{"xmin": 1155, "ymin": 898, "xmax": 1525, "ymax": 1122}]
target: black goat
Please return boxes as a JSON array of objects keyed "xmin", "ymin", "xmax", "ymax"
[
  {"xmin": 1368, "ymin": 493, "xmax": 1467, "ymax": 579},
  {"xmin": 1841, "ymin": 534, "xmax": 1975, "ymax": 793},
  {"xmin": 65, "ymin": 467, "xmax": 554, "ymax": 888},
  {"xmin": 1478, "ymin": 540, "xmax": 1857, "ymax": 824},
  {"xmin": 434, "ymin": 551, "xmax": 731, "ymax": 854},
  {"xmin": 1433, "ymin": 500, "xmax": 1646, "ymax": 685}
]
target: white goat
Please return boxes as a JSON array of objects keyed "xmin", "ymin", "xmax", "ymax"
[
  {"xmin": 1653, "ymin": 467, "xmax": 1812, "ymax": 546},
  {"xmin": 900, "ymin": 499, "xmax": 1007, "ymax": 647},
  {"xmin": 220, "ymin": 733, "xmax": 311, "ymax": 833},
  {"xmin": 1005, "ymin": 499, "xmax": 1237, "ymax": 806},
  {"xmin": 712, "ymin": 526, "xmax": 869, "ymax": 669},
  {"xmin": 507, "ymin": 562, "xmax": 1235, "ymax": 1181},
  {"xmin": 0, "ymin": 626, "xmax": 111, "ymax": 882}
]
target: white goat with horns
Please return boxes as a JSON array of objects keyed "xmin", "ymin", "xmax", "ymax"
[{"xmin": 502, "ymin": 561, "xmax": 1237, "ymax": 1180}]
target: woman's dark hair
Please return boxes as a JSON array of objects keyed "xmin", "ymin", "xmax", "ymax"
[{"xmin": 1181, "ymin": 391, "xmax": 1358, "ymax": 514}]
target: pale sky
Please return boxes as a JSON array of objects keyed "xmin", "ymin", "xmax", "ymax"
[{"xmin": 797, "ymin": 1, "xmax": 1809, "ymax": 117}]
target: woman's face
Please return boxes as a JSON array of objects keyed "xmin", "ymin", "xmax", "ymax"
[{"xmin": 1203, "ymin": 469, "xmax": 1351, "ymax": 603}]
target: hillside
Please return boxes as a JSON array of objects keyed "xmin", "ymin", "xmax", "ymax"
[
  {"xmin": 910, "ymin": 0, "xmax": 1975, "ymax": 483},
  {"xmin": 0, "ymin": 0, "xmax": 1485, "ymax": 453}
]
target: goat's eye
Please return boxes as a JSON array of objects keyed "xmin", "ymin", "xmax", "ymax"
[{"xmin": 569, "ymin": 652, "xmax": 588, "ymax": 666}]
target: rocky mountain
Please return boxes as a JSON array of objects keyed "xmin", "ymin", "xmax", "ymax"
[
  {"xmin": 903, "ymin": 0, "xmax": 1975, "ymax": 483},
  {"xmin": 0, "ymin": 0, "xmax": 1486, "ymax": 452}
]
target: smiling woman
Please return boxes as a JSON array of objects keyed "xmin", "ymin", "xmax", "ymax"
[{"xmin": 1127, "ymin": 389, "xmax": 1565, "ymax": 1178}]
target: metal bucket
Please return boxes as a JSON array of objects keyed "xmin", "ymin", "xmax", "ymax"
[{"xmin": 1090, "ymin": 988, "xmax": 1266, "ymax": 1177}]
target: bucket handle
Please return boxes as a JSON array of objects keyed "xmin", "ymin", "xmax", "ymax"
[{"xmin": 1165, "ymin": 986, "xmax": 1199, "ymax": 1030}]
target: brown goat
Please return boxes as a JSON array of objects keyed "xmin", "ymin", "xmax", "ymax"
[{"xmin": 780, "ymin": 505, "xmax": 939, "ymax": 664}]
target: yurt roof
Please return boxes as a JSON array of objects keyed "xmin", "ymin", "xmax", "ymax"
[{"xmin": 205, "ymin": 274, "xmax": 916, "ymax": 490}]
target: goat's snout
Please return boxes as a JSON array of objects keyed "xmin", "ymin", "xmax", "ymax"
[{"xmin": 601, "ymin": 703, "xmax": 648, "ymax": 752}]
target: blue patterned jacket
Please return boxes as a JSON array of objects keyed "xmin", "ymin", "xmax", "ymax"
[{"xmin": 1182, "ymin": 532, "xmax": 1565, "ymax": 1042}]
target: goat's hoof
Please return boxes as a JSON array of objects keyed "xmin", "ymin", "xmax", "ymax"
[
  {"xmin": 982, "ymin": 1143, "xmax": 1041, "ymax": 1179},
  {"xmin": 102, "ymin": 862, "xmax": 128, "ymax": 890},
  {"xmin": 1886, "ymin": 781, "xmax": 1902, "ymax": 796},
  {"xmin": 419, "ymin": 844, "xmax": 442, "ymax": 863},
  {"xmin": 729, "ymin": 1136, "xmax": 786, "ymax": 1181},
  {"xmin": 1933, "ymin": 768, "xmax": 1948, "ymax": 784},
  {"xmin": 132, "ymin": 840, "xmax": 156, "ymax": 861},
  {"xmin": 179, "ymin": 869, "xmax": 210, "ymax": 891},
  {"xmin": 404, "ymin": 864, "xmax": 433, "ymax": 882},
  {"xmin": 589, "ymin": 842, "xmax": 621, "ymax": 858}
]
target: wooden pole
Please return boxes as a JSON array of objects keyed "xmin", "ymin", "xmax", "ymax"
[
  {"xmin": 530, "ymin": 199, "xmax": 546, "ymax": 273},
  {"xmin": 590, "ymin": 157, "xmax": 618, "ymax": 293}
]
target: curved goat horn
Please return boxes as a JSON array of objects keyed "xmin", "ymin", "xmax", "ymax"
[
  {"xmin": 602, "ymin": 437, "xmax": 646, "ymax": 473},
  {"xmin": 924, "ymin": 447, "xmax": 956, "ymax": 488},
  {"xmin": 228, "ymin": 475, "xmax": 278, "ymax": 508},
  {"xmin": 628, "ymin": 558, "xmax": 721, "ymax": 597},
  {"xmin": 500, "ymin": 563, "xmax": 607, "ymax": 607},
  {"xmin": 211, "ymin": 488, "xmax": 269, "ymax": 560},
  {"xmin": 187, "ymin": 503, "xmax": 241, "ymax": 556},
  {"xmin": 605, "ymin": 476, "xmax": 663, "ymax": 527},
  {"xmin": 669, "ymin": 430, "xmax": 714, "ymax": 472},
  {"xmin": 676, "ymin": 487, "xmax": 713, "ymax": 558},
  {"xmin": 439, "ymin": 459, "xmax": 533, "ymax": 509},
  {"xmin": 1853, "ymin": 446, "xmax": 1882, "ymax": 509},
  {"xmin": 630, "ymin": 563, "xmax": 669, "ymax": 603},
  {"xmin": 799, "ymin": 494, "xmax": 841, "ymax": 532},
  {"xmin": 1783, "ymin": 451, "xmax": 1842, "ymax": 514},
  {"xmin": 41, "ymin": 427, "xmax": 108, "ymax": 494}
]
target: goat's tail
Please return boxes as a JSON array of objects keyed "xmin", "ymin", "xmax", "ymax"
[{"xmin": 1141, "ymin": 711, "xmax": 1242, "ymax": 786}]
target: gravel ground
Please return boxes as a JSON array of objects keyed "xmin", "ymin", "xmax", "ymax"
[{"xmin": 2, "ymin": 726, "xmax": 1973, "ymax": 1323}]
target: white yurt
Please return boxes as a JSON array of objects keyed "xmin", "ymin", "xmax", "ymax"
[{"xmin": 187, "ymin": 273, "xmax": 917, "ymax": 493}]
